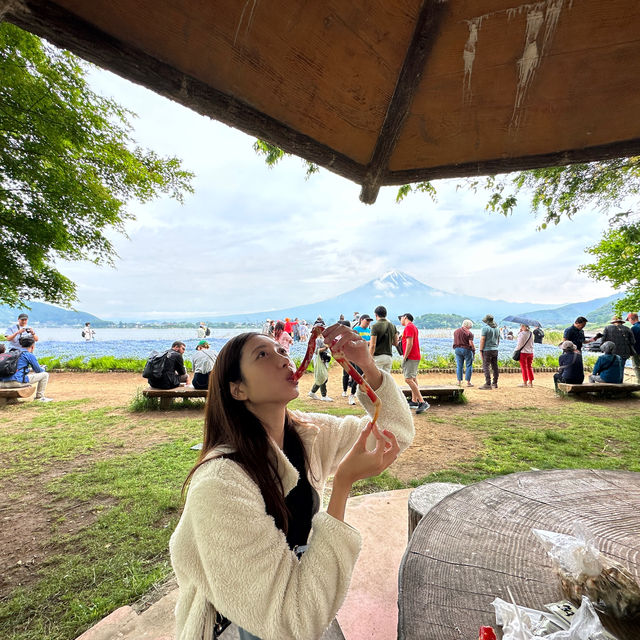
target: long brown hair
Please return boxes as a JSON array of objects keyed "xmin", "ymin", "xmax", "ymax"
[{"xmin": 183, "ymin": 332, "xmax": 308, "ymax": 533}]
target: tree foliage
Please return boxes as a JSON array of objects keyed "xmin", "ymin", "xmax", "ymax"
[
  {"xmin": 397, "ymin": 159, "xmax": 640, "ymax": 314},
  {"xmin": 0, "ymin": 23, "xmax": 194, "ymax": 307},
  {"xmin": 253, "ymin": 138, "xmax": 319, "ymax": 180}
]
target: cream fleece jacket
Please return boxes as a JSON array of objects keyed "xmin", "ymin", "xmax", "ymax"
[{"xmin": 170, "ymin": 371, "xmax": 414, "ymax": 640}]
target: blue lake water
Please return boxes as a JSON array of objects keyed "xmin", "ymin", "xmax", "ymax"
[{"xmin": 25, "ymin": 327, "xmax": 563, "ymax": 362}]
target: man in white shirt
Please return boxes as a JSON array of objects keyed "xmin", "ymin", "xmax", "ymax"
[{"xmin": 5, "ymin": 313, "xmax": 39, "ymax": 349}]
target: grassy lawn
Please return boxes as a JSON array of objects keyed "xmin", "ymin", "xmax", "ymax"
[{"xmin": 1, "ymin": 397, "xmax": 639, "ymax": 639}]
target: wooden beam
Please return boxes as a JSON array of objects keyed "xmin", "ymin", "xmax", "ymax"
[
  {"xmin": 383, "ymin": 138, "xmax": 640, "ymax": 186},
  {"xmin": 5, "ymin": 0, "xmax": 367, "ymax": 186},
  {"xmin": 359, "ymin": 0, "xmax": 449, "ymax": 204}
]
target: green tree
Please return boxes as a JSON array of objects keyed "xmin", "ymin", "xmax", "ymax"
[
  {"xmin": 397, "ymin": 159, "xmax": 640, "ymax": 314},
  {"xmin": 0, "ymin": 23, "xmax": 194, "ymax": 307}
]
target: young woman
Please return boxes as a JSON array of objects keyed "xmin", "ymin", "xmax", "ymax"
[
  {"xmin": 516, "ymin": 323, "xmax": 535, "ymax": 387},
  {"xmin": 273, "ymin": 320, "xmax": 293, "ymax": 353},
  {"xmin": 170, "ymin": 324, "xmax": 414, "ymax": 640}
]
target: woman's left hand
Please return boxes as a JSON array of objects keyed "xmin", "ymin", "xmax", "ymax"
[{"xmin": 322, "ymin": 323, "xmax": 370, "ymax": 366}]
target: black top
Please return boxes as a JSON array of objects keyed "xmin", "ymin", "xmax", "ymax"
[
  {"xmin": 151, "ymin": 349, "xmax": 186, "ymax": 389},
  {"xmin": 558, "ymin": 352, "xmax": 584, "ymax": 384},
  {"xmin": 282, "ymin": 426, "xmax": 320, "ymax": 550},
  {"xmin": 563, "ymin": 325, "xmax": 585, "ymax": 351}
]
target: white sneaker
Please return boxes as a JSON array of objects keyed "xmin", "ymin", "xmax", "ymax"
[
  {"xmin": 321, "ymin": 396, "xmax": 334, "ymax": 402},
  {"xmin": 341, "ymin": 391, "xmax": 348, "ymax": 397},
  {"xmin": 308, "ymin": 391, "xmax": 319, "ymax": 399},
  {"xmin": 37, "ymin": 397, "xmax": 54, "ymax": 403},
  {"xmin": 348, "ymin": 395, "xmax": 356, "ymax": 405}
]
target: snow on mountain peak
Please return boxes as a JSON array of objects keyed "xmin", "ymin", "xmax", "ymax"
[{"xmin": 374, "ymin": 270, "xmax": 414, "ymax": 291}]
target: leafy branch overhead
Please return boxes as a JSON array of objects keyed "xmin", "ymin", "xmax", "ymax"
[
  {"xmin": 0, "ymin": 24, "xmax": 194, "ymax": 308},
  {"xmin": 253, "ymin": 139, "xmax": 319, "ymax": 180},
  {"xmin": 397, "ymin": 160, "xmax": 640, "ymax": 315}
]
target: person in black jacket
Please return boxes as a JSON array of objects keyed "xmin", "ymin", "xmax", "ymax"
[
  {"xmin": 148, "ymin": 341, "xmax": 189, "ymax": 389},
  {"xmin": 553, "ymin": 340, "xmax": 584, "ymax": 392}
]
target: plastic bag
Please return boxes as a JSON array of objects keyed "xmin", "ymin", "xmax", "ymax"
[
  {"xmin": 492, "ymin": 595, "xmax": 616, "ymax": 639},
  {"xmin": 492, "ymin": 597, "xmax": 563, "ymax": 638},
  {"xmin": 532, "ymin": 524, "xmax": 640, "ymax": 618}
]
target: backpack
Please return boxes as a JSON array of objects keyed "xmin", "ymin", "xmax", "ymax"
[
  {"xmin": 205, "ymin": 327, "xmax": 211, "ymax": 337},
  {"xmin": 0, "ymin": 349, "xmax": 22, "ymax": 378},
  {"xmin": 395, "ymin": 327, "xmax": 404, "ymax": 356},
  {"xmin": 142, "ymin": 350, "xmax": 169, "ymax": 379}
]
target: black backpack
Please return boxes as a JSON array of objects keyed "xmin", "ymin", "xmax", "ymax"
[
  {"xmin": 142, "ymin": 350, "xmax": 169, "ymax": 379},
  {"xmin": 0, "ymin": 349, "xmax": 22, "ymax": 378},
  {"xmin": 205, "ymin": 327, "xmax": 211, "ymax": 337}
]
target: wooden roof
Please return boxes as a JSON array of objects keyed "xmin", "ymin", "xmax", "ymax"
[{"xmin": 4, "ymin": 0, "xmax": 640, "ymax": 203}]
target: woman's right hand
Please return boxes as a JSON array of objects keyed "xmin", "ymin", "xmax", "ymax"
[
  {"xmin": 327, "ymin": 422, "xmax": 400, "ymax": 522},
  {"xmin": 334, "ymin": 422, "xmax": 400, "ymax": 486}
]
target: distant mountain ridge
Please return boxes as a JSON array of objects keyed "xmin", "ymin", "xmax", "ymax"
[
  {"xmin": 4, "ymin": 271, "xmax": 623, "ymax": 328},
  {"xmin": 0, "ymin": 301, "xmax": 104, "ymax": 327},
  {"xmin": 208, "ymin": 271, "xmax": 623, "ymax": 326},
  {"xmin": 518, "ymin": 294, "xmax": 624, "ymax": 327}
]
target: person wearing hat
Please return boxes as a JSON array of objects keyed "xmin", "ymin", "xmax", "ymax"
[
  {"xmin": 589, "ymin": 341, "xmax": 624, "ymax": 384},
  {"xmin": 601, "ymin": 316, "xmax": 636, "ymax": 377},
  {"xmin": 553, "ymin": 341, "xmax": 584, "ymax": 392},
  {"xmin": 5, "ymin": 313, "xmax": 39, "ymax": 350},
  {"xmin": 191, "ymin": 340, "xmax": 217, "ymax": 389},
  {"xmin": 627, "ymin": 312, "xmax": 640, "ymax": 382},
  {"xmin": 399, "ymin": 313, "xmax": 429, "ymax": 414},
  {"xmin": 478, "ymin": 314, "xmax": 500, "ymax": 390}
]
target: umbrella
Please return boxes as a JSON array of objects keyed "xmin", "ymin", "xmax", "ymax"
[{"xmin": 501, "ymin": 315, "xmax": 542, "ymax": 328}]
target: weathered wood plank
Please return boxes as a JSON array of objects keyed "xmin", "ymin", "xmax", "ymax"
[
  {"xmin": 0, "ymin": 385, "xmax": 36, "ymax": 399},
  {"xmin": 142, "ymin": 386, "xmax": 207, "ymax": 408},
  {"xmin": 360, "ymin": 0, "xmax": 449, "ymax": 203},
  {"xmin": 558, "ymin": 382, "xmax": 640, "ymax": 395},
  {"xmin": 142, "ymin": 387, "xmax": 207, "ymax": 399},
  {"xmin": 398, "ymin": 385, "xmax": 463, "ymax": 400}
]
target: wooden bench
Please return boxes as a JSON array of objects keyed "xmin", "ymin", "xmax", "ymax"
[
  {"xmin": 142, "ymin": 386, "xmax": 207, "ymax": 409},
  {"xmin": 399, "ymin": 385, "xmax": 464, "ymax": 402},
  {"xmin": 557, "ymin": 382, "xmax": 640, "ymax": 397},
  {"xmin": 0, "ymin": 385, "xmax": 36, "ymax": 407}
]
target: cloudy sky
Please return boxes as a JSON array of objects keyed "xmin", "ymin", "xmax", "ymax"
[{"xmin": 58, "ymin": 67, "xmax": 616, "ymax": 320}]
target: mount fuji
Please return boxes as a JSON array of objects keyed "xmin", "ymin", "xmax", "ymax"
[{"xmin": 210, "ymin": 270, "xmax": 578, "ymax": 323}]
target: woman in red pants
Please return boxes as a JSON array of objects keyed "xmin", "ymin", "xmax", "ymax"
[{"xmin": 516, "ymin": 324, "xmax": 535, "ymax": 387}]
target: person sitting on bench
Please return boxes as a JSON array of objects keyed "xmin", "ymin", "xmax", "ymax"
[
  {"xmin": 0, "ymin": 336, "xmax": 52, "ymax": 402},
  {"xmin": 148, "ymin": 341, "xmax": 189, "ymax": 389},
  {"xmin": 589, "ymin": 341, "xmax": 623, "ymax": 383},
  {"xmin": 191, "ymin": 340, "xmax": 217, "ymax": 389},
  {"xmin": 553, "ymin": 341, "xmax": 584, "ymax": 391}
]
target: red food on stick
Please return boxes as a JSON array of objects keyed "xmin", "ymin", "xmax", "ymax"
[
  {"xmin": 291, "ymin": 324, "xmax": 324, "ymax": 382},
  {"xmin": 478, "ymin": 626, "xmax": 497, "ymax": 640}
]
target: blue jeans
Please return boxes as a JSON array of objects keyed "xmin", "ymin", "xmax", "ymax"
[{"xmin": 454, "ymin": 347, "xmax": 473, "ymax": 382}]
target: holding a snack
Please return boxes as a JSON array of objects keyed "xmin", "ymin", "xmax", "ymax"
[{"xmin": 170, "ymin": 324, "xmax": 414, "ymax": 640}]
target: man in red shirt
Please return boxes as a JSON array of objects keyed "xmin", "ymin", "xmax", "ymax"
[{"xmin": 399, "ymin": 313, "xmax": 429, "ymax": 414}]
